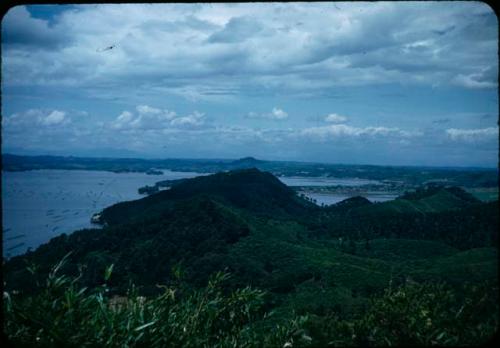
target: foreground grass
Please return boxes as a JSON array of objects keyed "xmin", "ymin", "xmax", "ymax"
[
  {"xmin": 3, "ymin": 255, "xmax": 498, "ymax": 347},
  {"xmin": 3, "ymin": 255, "xmax": 308, "ymax": 348}
]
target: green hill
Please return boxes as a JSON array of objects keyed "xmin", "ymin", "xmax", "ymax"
[
  {"xmin": 3, "ymin": 169, "xmax": 498, "ymax": 346},
  {"xmin": 325, "ymin": 196, "xmax": 372, "ymax": 213},
  {"xmin": 102, "ymin": 168, "xmax": 317, "ymax": 226},
  {"xmin": 355, "ymin": 186, "xmax": 479, "ymax": 215},
  {"xmin": 316, "ymin": 186, "xmax": 497, "ymax": 249}
]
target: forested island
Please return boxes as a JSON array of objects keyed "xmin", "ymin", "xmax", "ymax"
[{"xmin": 3, "ymin": 168, "xmax": 498, "ymax": 346}]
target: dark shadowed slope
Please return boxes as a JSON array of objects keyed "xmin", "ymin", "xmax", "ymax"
[
  {"xmin": 101, "ymin": 168, "xmax": 318, "ymax": 225},
  {"xmin": 315, "ymin": 186, "xmax": 497, "ymax": 250}
]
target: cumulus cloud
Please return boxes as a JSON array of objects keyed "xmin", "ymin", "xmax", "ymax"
[
  {"xmin": 446, "ymin": 127, "xmax": 498, "ymax": 141},
  {"xmin": 3, "ymin": 109, "xmax": 69, "ymax": 129},
  {"xmin": 110, "ymin": 106, "xmax": 207, "ymax": 130},
  {"xmin": 2, "ymin": 2, "xmax": 496, "ymax": 98},
  {"xmin": 3, "ymin": 105, "xmax": 497, "ymax": 167},
  {"xmin": 1, "ymin": 4, "xmax": 497, "ymax": 167},
  {"xmin": 111, "ymin": 111, "xmax": 134, "ymax": 129},
  {"xmin": 136, "ymin": 105, "xmax": 161, "ymax": 115},
  {"xmin": 207, "ymin": 16, "xmax": 263, "ymax": 43},
  {"xmin": 301, "ymin": 124, "xmax": 422, "ymax": 140},
  {"xmin": 40, "ymin": 110, "xmax": 67, "ymax": 126},
  {"xmin": 170, "ymin": 111, "xmax": 205, "ymax": 128},
  {"xmin": 269, "ymin": 108, "xmax": 288, "ymax": 120},
  {"xmin": 247, "ymin": 107, "xmax": 288, "ymax": 120},
  {"xmin": 324, "ymin": 113, "xmax": 348, "ymax": 123}
]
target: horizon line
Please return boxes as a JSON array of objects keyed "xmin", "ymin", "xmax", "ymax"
[{"xmin": 2, "ymin": 152, "xmax": 498, "ymax": 171}]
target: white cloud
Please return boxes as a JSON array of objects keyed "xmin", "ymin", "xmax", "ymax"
[
  {"xmin": 1, "ymin": 4, "xmax": 497, "ymax": 167},
  {"xmin": 247, "ymin": 107, "xmax": 288, "ymax": 120},
  {"xmin": 170, "ymin": 111, "xmax": 206, "ymax": 128},
  {"xmin": 324, "ymin": 113, "xmax": 348, "ymax": 123},
  {"xmin": 136, "ymin": 105, "xmax": 161, "ymax": 115},
  {"xmin": 301, "ymin": 124, "xmax": 422, "ymax": 139},
  {"xmin": 111, "ymin": 111, "xmax": 134, "ymax": 129},
  {"xmin": 110, "ymin": 106, "xmax": 206, "ymax": 130},
  {"xmin": 452, "ymin": 72, "xmax": 497, "ymax": 89},
  {"xmin": 446, "ymin": 127, "xmax": 498, "ymax": 141},
  {"xmin": 2, "ymin": 2, "xmax": 496, "ymax": 98},
  {"xmin": 40, "ymin": 110, "xmax": 66, "ymax": 126},
  {"xmin": 3, "ymin": 109, "xmax": 69, "ymax": 129},
  {"xmin": 269, "ymin": 107, "xmax": 288, "ymax": 120}
]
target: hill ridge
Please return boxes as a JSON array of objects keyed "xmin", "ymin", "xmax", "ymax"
[{"xmin": 101, "ymin": 168, "xmax": 316, "ymax": 225}]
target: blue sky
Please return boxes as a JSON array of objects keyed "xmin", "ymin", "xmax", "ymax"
[{"xmin": 1, "ymin": 2, "xmax": 498, "ymax": 167}]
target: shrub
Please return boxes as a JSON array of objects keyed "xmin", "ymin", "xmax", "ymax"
[{"xmin": 3, "ymin": 256, "xmax": 310, "ymax": 348}]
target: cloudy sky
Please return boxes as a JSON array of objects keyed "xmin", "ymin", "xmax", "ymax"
[{"xmin": 1, "ymin": 2, "xmax": 498, "ymax": 167}]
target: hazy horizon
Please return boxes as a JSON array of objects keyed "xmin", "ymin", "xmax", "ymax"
[
  {"xmin": 3, "ymin": 152, "xmax": 499, "ymax": 170},
  {"xmin": 2, "ymin": 2, "xmax": 498, "ymax": 167}
]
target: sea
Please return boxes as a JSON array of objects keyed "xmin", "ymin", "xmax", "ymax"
[{"xmin": 2, "ymin": 169, "xmax": 204, "ymax": 258}]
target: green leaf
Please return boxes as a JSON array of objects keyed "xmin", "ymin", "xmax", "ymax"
[
  {"xmin": 104, "ymin": 264, "xmax": 114, "ymax": 282},
  {"xmin": 436, "ymin": 331, "xmax": 446, "ymax": 340},
  {"xmin": 134, "ymin": 321, "xmax": 156, "ymax": 332}
]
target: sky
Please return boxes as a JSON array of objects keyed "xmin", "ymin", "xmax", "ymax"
[{"xmin": 1, "ymin": 2, "xmax": 498, "ymax": 167}]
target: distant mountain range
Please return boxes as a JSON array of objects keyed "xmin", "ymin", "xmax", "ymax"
[{"xmin": 3, "ymin": 153, "xmax": 498, "ymax": 188}]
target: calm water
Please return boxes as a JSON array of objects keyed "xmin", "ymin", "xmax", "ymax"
[
  {"xmin": 300, "ymin": 191, "xmax": 398, "ymax": 206},
  {"xmin": 2, "ymin": 169, "xmax": 205, "ymax": 258},
  {"xmin": 278, "ymin": 176, "xmax": 397, "ymax": 205},
  {"xmin": 279, "ymin": 176, "xmax": 381, "ymax": 187}
]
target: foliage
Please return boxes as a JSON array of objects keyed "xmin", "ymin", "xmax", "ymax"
[
  {"xmin": 316, "ymin": 196, "xmax": 498, "ymax": 250},
  {"xmin": 3, "ymin": 259, "xmax": 309, "ymax": 348},
  {"xmin": 103, "ymin": 168, "xmax": 317, "ymax": 226},
  {"xmin": 352, "ymin": 281, "xmax": 498, "ymax": 346},
  {"xmin": 302, "ymin": 281, "xmax": 498, "ymax": 347},
  {"xmin": 4, "ymin": 258, "xmax": 498, "ymax": 347}
]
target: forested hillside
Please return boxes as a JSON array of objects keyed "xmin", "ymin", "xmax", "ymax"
[{"xmin": 3, "ymin": 169, "xmax": 498, "ymax": 346}]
